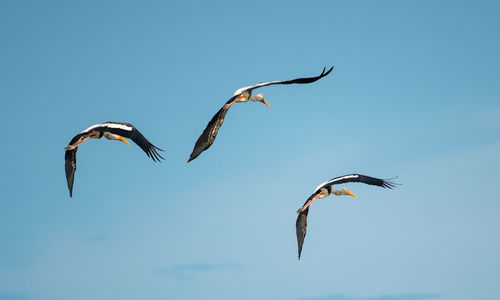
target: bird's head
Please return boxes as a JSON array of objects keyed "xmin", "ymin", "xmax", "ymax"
[
  {"xmin": 103, "ymin": 132, "xmax": 130, "ymax": 146},
  {"xmin": 251, "ymin": 93, "xmax": 270, "ymax": 108},
  {"xmin": 343, "ymin": 188, "xmax": 357, "ymax": 198}
]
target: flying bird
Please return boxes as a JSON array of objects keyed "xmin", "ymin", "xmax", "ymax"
[
  {"xmin": 65, "ymin": 121, "xmax": 164, "ymax": 197},
  {"xmin": 296, "ymin": 174, "xmax": 397, "ymax": 260},
  {"xmin": 188, "ymin": 66, "xmax": 334, "ymax": 162}
]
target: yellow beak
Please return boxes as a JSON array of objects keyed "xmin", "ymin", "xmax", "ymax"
[
  {"xmin": 261, "ymin": 99, "xmax": 271, "ymax": 108},
  {"xmin": 118, "ymin": 136, "xmax": 130, "ymax": 146},
  {"xmin": 345, "ymin": 188, "xmax": 357, "ymax": 198}
]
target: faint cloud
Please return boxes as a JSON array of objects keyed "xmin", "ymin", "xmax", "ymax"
[
  {"xmin": 156, "ymin": 262, "xmax": 243, "ymax": 279},
  {"xmin": 299, "ymin": 293, "xmax": 440, "ymax": 300},
  {"xmin": 0, "ymin": 293, "xmax": 32, "ymax": 300}
]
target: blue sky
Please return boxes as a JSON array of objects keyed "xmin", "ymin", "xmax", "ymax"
[{"xmin": 1, "ymin": 0, "xmax": 499, "ymax": 299}]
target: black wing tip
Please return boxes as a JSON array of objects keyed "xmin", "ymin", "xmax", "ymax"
[
  {"xmin": 145, "ymin": 144, "xmax": 165, "ymax": 163},
  {"xmin": 187, "ymin": 151, "xmax": 196, "ymax": 163},
  {"xmin": 382, "ymin": 176, "xmax": 400, "ymax": 189},
  {"xmin": 66, "ymin": 174, "xmax": 75, "ymax": 197},
  {"xmin": 321, "ymin": 66, "xmax": 334, "ymax": 77},
  {"xmin": 153, "ymin": 149, "xmax": 166, "ymax": 162},
  {"xmin": 187, "ymin": 148, "xmax": 203, "ymax": 163},
  {"xmin": 298, "ymin": 243, "xmax": 303, "ymax": 260},
  {"xmin": 66, "ymin": 177, "xmax": 74, "ymax": 197}
]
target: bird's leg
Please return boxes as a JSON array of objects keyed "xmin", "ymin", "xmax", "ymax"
[
  {"xmin": 65, "ymin": 137, "xmax": 86, "ymax": 150},
  {"xmin": 65, "ymin": 134, "xmax": 98, "ymax": 150},
  {"xmin": 297, "ymin": 193, "xmax": 323, "ymax": 213},
  {"xmin": 224, "ymin": 96, "xmax": 243, "ymax": 109}
]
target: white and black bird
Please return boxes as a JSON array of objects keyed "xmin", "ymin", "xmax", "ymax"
[
  {"xmin": 187, "ymin": 66, "xmax": 334, "ymax": 162},
  {"xmin": 296, "ymin": 174, "xmax": 397, "ymax": 260},
  {"xmin": 65, "ymin": 121, "xmax": 164, "ymax": 197}
]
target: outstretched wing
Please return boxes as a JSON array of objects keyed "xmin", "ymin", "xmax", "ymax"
[
  {"xmin": 296, "ymin": 209, "xmax": 308, "ymax": 260},
  {"xmin": 188, "ymin": 98, "xmax": 235, "ymax": 162},
  {"xmin": 64, "ymin": 149, "xmax": 77, "ymax": 197},
  {"xmin": 296, "ymin": 190, "xmax": 322, "ymax": 260},
  {"xmin": 64, "ymin": 134, "xmax": 85, "ymax": 197},
  {"xmin": 101, "ymin": 122, "xmax": 165, "ymax": 162},
  {"xmin": 233, "ymin": 66, "xmax": 334, "ymax": 96},
  {"xmin": 315, "ymin": 174, "xmax": 397, "ymax": 192}
]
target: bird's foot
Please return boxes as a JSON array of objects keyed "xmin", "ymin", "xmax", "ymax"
[{"xmin": 65, "ymin": 137, "xmax": 89, "ymax": 151}]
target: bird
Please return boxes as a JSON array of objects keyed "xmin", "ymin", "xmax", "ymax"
[
  {"xmin": 187, "ymin": 66, "xmax": 334, "ymax": 162},
  {"xmin": 296, "ymin": 174, "xmax": 397, "ymax": 260},
  {"xmin": 64, "ymin": 121, "xmax": 164, "ymax": 197}
]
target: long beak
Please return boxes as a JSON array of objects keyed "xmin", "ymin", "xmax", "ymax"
[
  {"xmin": 345, "ymin": 188, "xmax": 357, "ymax": 198},
  {"xmin": 117, "ymin": 136, "xmax": 130, "ymax": 146},
  {"xmin": 261, "ymin": 99, "xmax": 271, "ymax": 109}
]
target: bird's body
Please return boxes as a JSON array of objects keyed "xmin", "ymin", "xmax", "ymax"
[
  {"xmin": 188, "ymin": 66, "xmax": 334, "ymax": 162},
  {"xmin": 296, "ymin": 174, "xmax": 397, "ymax": 260},
  {"xmin": 64, "ymin": 121, "xmax": 164, "ymax": 197}
]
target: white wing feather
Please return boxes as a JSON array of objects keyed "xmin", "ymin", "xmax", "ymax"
[{"xmin": 313, "ymin": 174, "xmax": 359, "ymax": 192}]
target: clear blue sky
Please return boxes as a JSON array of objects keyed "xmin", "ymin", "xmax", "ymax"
[{"xmin": 1, "ymin": 1, "xmax": 499, "ymax": 299}]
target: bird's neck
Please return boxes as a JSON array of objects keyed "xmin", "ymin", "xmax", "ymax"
[
  {"xmin": 331, "ymin": 187, "xmax": 345, "ymax": 196},
  {"xmin": 251, "ymin": 95, "xmax": 265, "ymax": 103},
  {"xmin": 103, "ymin": 132, "xmax": 116, "ymax": 140}
]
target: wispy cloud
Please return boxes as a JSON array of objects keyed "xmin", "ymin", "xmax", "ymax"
[
  {"xmin": 299, "ymin": 294, "xmax": 440, "ymax": 300},
  {"xmin": 155, "ymin": 262, "xmax": 243, "ymax": 279}
]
